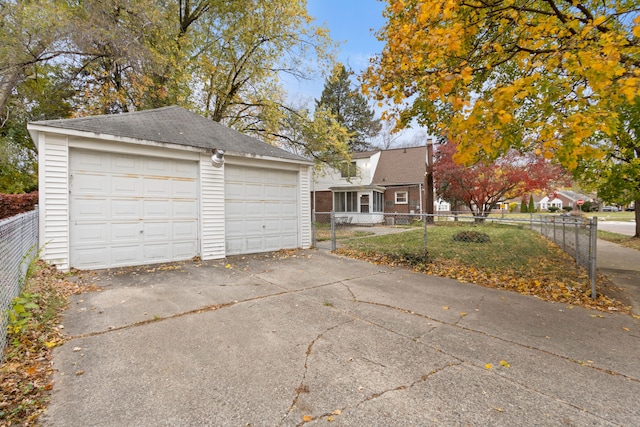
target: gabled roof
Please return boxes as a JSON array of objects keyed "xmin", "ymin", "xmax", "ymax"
[
  {"xmin": 372, "ymin": 146, "xmax": 427, "ymax": 186},
  {"xmin": 29, "ymin": 106, "xmax": 309, "ymax": 163}
]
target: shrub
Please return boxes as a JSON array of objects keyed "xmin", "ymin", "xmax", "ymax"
[
  {"xmin": 562, "ymin": 206, "xmax": 573, "ymax": 212},
  {"xmin": 452, "ymin": 230, "xmax": 491, "ymax": 243},
  {"xmin": 548, "ymin": 206, "xmax": 559, "ymax": 213},
  {"xmin": 0, "ymin": 191, "xmax": 38, "ymax": 219}
]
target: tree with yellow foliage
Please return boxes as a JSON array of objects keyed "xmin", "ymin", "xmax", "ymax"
[{"xmin": 363, "ymin": 1, "xmax": 640, "ymax": 171}]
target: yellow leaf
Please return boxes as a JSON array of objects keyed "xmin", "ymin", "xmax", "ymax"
[
  {"xmin": 499, "ymin": 360, "xmax": 510, "ymax": 368},
  {"xmin": 460, "ymin": 312, "xmax": 467, "ymax": 317},
  {"xmin": 442, "ymin": 306, "xmax": 449, "ymax": 310},
  {"xmin": 225, "ymin": 263, "xmax": 232, "ymax": 269},
  {"xmin": 622, "ymin": 327, "xmax": 630, "ymax": 331},
  {"xmin": 303, "ymin": 415, "xmax": 313, "ymax": 422},
  {"xmin": 485, "ymin": 363, "xmax": 493, "ymax": 370},
  {"xmin": 332, "ymin": 409, "xmax": 342, "ymax": 415},
  {"xmin": 45, "ymin": 341, "xmax": 57, "ymax": 348}
]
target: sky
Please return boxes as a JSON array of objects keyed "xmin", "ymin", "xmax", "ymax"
[
  {"xmin": 284, "ymin": 0, "xmax": 427, "ymax": 146},
  {"xmin": 285, "ymin": 0, "xmax": 386, "ymax": 103}
]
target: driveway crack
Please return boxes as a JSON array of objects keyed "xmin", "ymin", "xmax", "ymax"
[{"xmin": 281, "ymin": 319, "xmax": 355, "ymax": 425}]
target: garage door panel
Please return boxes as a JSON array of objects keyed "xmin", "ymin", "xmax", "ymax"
[
  {"xmin": 173, "ymin": 241, "xmax": 198, "ymax": 258},
  {"xmin": 143, "ymin": 243, "xmax": 170, "ymax": 261},
  {"xmin": 173, "ymin": 200, "xmax": 198, "ymax": 218},
  {"xmin": 174, "ymin": 160, "xmax": 198, "ymax": 178},
  {"xmin": 143, "ymin": 177, "xmax": 171, "ymax": 197},
  {"xmin": 111, "ymin": 154, "xmax": 137, "ymax": 173},
  {"xmin": 143, "ymin": 200, "xmax": 172, "ymax": 218},
  {"xmin": 143, "ymin": 223, "xmax": 171, "ymax": 240},
  {"xmin": 245, "ymin": 183, "xmax": 265, "ymax": 199},
  {"xmin": 111, "ymin": 223, "xmax": 141, "ymax": 242},
  {"xmin": 173, "ymin": 221, "xmax": 197, "ymax": 239},
  {"xmin": 72, "ymin": 248, "xmax": 112, "ymax": 269},
  {"xmin": 111, "ymin": 200, "xmax": 140, "ymax": 219},
  {"xmin": 71, "ymin": 198, "xmax": 109, "ymax": 220},
  {"xmin": 112, "ymin": 245, "xmax": 142, "ymax": 266},
  {"xmin": 70, "ymin": 149, "xmax": 198, "ymax": 269},
  {"xmin": 145, "ymin": 158, "xmax": 171, "ymax": 175},
  {"xmin": 71, "ymin": 150, "xmax": 108, "ymax": 172},
  {"xmin": 173, "ymin": 179, "xmax": 198, "ymax": 198},
  {"xmin": 70, "ymin": 223, "xmax": 108, "ymax": 245},
  {"xmin": 225, "ymin": 202, "xmax": 245, "ymax": 217},
  {"xmin": 73, "ymin": 173, "xmax": 108, "ymax": 195},
  {"xmin": 111, "ymin": 175, "xmax": 141, "ymax": 196}
]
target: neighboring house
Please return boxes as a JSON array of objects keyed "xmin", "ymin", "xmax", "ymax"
[
  {"xmin": 555, "ymin": 189, "xmax": 592, "ymax": 210},
  {"xmin": 313, "ymin": 146, "xmax": 428, "ymax": 224},
  {"xmin": 28, "ymin": 106, "xmax": 313, "ymax": 270},
  {"xmin": 538, "ymin": 195, "xmax": 563, "ymax": 211}
]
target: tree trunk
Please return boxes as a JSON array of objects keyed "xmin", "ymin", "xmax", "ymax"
[{"xmin": 635, "ymin": 198, "xmax": 640, "ymax": 238}]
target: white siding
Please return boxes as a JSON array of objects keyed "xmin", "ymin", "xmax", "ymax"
[
  {"xmin": 200, "ymin": 154, "xmax": 225, "ymax": 260},
  {"xmin": 299, "ymin": 165, "xmax": 312, "ymax": 249},
  {"xmin": 38, "ymin": 133, "xmax": 70, "ymax": 269},
  {"xmin": 313, "ymin": 154, "xmax": 378, "ymax": 191}
]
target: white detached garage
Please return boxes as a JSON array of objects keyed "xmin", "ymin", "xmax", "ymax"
[{"xmin": 28, "ymin": 106, "xmax": 313, "ymax": 270}]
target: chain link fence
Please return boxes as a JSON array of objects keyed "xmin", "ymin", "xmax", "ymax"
[
  {"xmin": 1, "ymin": 208, "xmax": 39, "ymax": 358},
  {"xmin": 314, "ymin": 211, "xmax": 597, "ymax": 297}
]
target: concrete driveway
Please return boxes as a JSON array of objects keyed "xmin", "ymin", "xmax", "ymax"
[{"xmin": 43, "ymin": 249, "xmax": 640, "ymax": 426}]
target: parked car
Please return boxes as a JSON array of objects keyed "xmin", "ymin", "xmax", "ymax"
[{"xmin": 602, "ymin": 205, "xmax": 621, "ymax": 212}]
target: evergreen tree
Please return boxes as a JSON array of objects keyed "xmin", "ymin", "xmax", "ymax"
[
  {"xmin": 528, "ymin": 195, "xmax": 536, "ymax": 213},
  {"xmin": 521, "ymin": 198, "xmax": 528, "ymax": 214},
  {"xmin": 316, "ymin": 64, "xmax": 381, "ymax": 152}
]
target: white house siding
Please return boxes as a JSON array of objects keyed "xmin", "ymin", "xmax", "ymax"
[
  {"xmin": 313, "ymin": 154, "xmax": 378, "ymax": 191},
  {"xmin": 299, "ymin": 165, "xmax": 312, "ymax": 249},
  {"xmin": 200, "ymin": 154, "xmax": 226, "ymax": 260},
  {"xmin": 38, "ymin": 133, "xmax": 70, "ymax": 269}
]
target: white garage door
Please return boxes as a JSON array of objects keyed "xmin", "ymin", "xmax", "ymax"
[
  {"xmin": 69, "ymin": 149, "xmax": 199, "ymax": 269},
  {"xmin": 225, "ymin": 165, "xmax": 298, "ymax": 255}
]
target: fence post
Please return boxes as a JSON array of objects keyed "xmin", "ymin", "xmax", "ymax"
[
  {"xmin": 423, "ymin": 214, "xmax": 428, "ymax": 259},
  {"xmin": 574, "ymin": 218, "xmax": 580, "ymax": 265},
  {"xmin": 589, "ymin": 216, "xmax": 598, "ymax": 299},
  {"xmin": 311, "ymin": 209, "xmax": 316, "ymax": 248},
  {"xmin": 330, "ymin": 210, "xmax": 336, "ymax": 251}
]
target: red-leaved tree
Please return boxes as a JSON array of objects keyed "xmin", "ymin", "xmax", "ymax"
[{"xmin": 434, "ymin": 142, "xmax": 567, "ymax": 218}]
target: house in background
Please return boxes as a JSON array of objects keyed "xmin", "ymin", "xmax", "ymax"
[
  {"xmin": 28, "ymin": 106, "xmax": 313, "ymax": 270},
  {"xmin": 312, "ymin": 146, "xmax": 429, "ymax": 223}
]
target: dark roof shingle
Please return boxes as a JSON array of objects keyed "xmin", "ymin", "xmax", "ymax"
[
  {"xmin": 372, "ymin": 146, "xmax": 427, "ymax": 186},
  {"xmin": 30, "ymin": 106, "xmax": 308, "ymax": 162}
]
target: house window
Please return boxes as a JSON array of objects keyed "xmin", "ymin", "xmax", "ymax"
[
  {"xmin": 340, "ymin": 162, "xmax": 357, "ymax": 178},
  {"xmin": 360, "ymin": 195, "xmax": 369, "ymax": 213},
  {"xmin": 395, "ymin": 191, "xmax": 408, "ymax": 204},
  {"xmin": 373, "ymin": 192, "xmax": 383, "ymax": 212},
  {"xmin": 334, "ymin": 191, "xmax": 358, "ymax": 212}
]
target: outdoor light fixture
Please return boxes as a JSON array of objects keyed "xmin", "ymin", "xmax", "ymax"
[{"xmin": 211, "ymin": 148, "xmax": 225, "ymax": 167}]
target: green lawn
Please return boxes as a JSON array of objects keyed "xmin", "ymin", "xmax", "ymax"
[
  {"xmin": 598, "ymin": 230, "xmax": 640, "ymax": 251},
  {"xmin": 314, "ymin": 222, "xmax": 374, "ymax": 242},
  {"xmin": 340, "ymin": 223, "xmax": 555, "ymax": 273},
  {"xmin": 335, "ymin": 222, "xmax": 628, "ymax": 311}
]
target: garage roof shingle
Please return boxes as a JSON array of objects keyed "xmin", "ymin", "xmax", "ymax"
[{"xmin": 31, "ymin": 106, "xmax": 308, "ymax": 162}]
